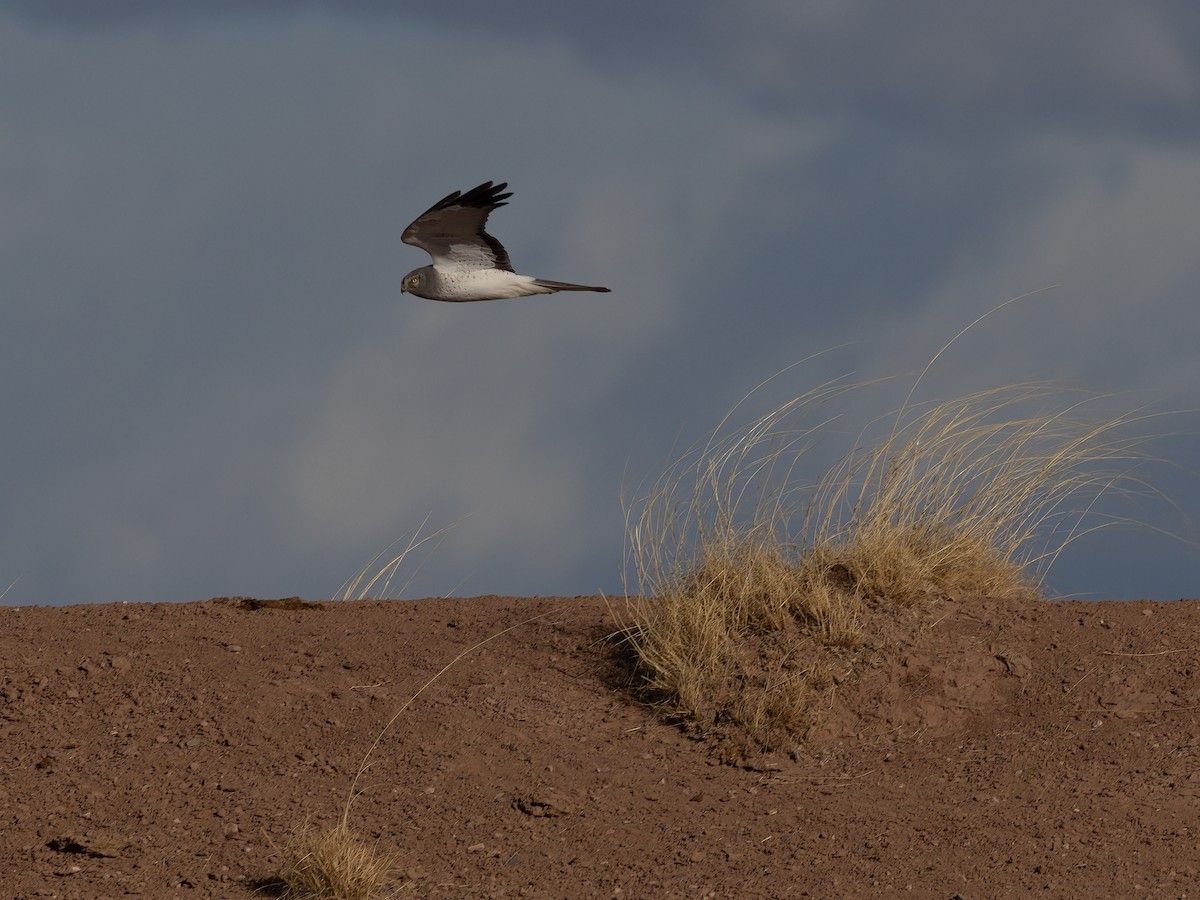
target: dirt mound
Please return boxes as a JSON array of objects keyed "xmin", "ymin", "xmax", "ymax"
[{"xmin": 1, "ymin": 593, "xmax": 1198, "ymax": 897}]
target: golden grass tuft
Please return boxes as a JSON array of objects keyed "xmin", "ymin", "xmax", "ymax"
[
  {"xmin": 802, "ymin": 384, "xmax": 1157, "ymax": 604},
  {"xmin": 277, "ymin": 820, "xmax": 400, "ymax": 900},
  {"xmin": 624, "ymin": 373, "xmax": 1161, "ymax": 753}
]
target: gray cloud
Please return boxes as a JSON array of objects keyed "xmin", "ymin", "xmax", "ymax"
[
  {"xmin": 16, "ymin": 1, "xmax": 1199, "ymax": 138},
  {"xmin": 703, "ymin": 3, "xmax": 1200, "ymax": 136},
  {"xmin": 1, "ymin": 6, "xmax": 1196, "ymax": 605}
]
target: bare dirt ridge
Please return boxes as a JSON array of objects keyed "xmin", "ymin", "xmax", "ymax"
[{"xmin": 1, "ymin": 593, "xmax": 1198, "ymax": 898}]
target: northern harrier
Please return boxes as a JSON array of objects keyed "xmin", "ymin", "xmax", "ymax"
[{"xmin": 400, "ymin": 181, "xmax": 611, "ymax": 302}]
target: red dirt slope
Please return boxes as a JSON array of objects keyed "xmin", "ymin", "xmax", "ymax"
[{"xmin": 0, "ymin": 593, "xmax": 1198, "ymax": 897}]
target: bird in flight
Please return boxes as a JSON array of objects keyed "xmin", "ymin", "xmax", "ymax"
[{"xmin": 400, "ymin": 181, "xmax": 611, "ymax": 302}]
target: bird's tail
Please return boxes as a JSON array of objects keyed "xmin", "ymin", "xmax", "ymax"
[{"xmin": 532, "ymin": 279, "xmax": 611, "ymax": 293}]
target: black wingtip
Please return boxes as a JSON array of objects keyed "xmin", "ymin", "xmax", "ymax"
[
  {"xmin": 421, "ymin": 181, "xmax": 512, "ymax": 214},
  {"xmin": 457, "ymin": 181, "xmax": 512, "ymax": 209}
]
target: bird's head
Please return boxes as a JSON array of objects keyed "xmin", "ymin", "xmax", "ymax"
[{"xmin": 401, "ymin": 268, "xmax": 429, "ymax": 297}]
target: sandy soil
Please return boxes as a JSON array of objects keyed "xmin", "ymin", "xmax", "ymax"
[{"xmin": 1, "ymin": 592, "xmax": 1198, "ymax": 898}]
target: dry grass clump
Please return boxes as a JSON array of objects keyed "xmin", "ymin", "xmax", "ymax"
[
  {"xmin": 623, "ymin": 375, "xmax": 865, "ymax": 752},
  {"xmin": 277, "ymin": 819, "xmax": 400, "ymax": 900},
  {"xmin": 624, "ymin": 375, "xmax": 1157, "ymax": 753},
  {"xmin": 804, "ymin": 384, "xmax": 1147, "ymax": 604},
  {"xmin": 631, "ymin": 535, "xmax": 859, "ymax": 753}
]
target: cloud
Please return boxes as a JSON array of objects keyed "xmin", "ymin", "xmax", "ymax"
[
  {"xmin": 1, "ymin": 6, "xmax": 1196, "ymax": 604},
  {"xmin": 703, "ymin": 2, "xmax": 1200, "ymax": 139},
  {"xmin": 893, "ymin": 138, "xmax": 1200, "ymax": 395}
]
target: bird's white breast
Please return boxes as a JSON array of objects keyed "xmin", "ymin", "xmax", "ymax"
[{"xmin": 433, "ymin": 268, "xmax": 552, "ymax": 301}]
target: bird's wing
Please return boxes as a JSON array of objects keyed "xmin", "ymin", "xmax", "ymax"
[{"xmin": 401, "ymin": 181, "xmax": 515, "ymax": 272}]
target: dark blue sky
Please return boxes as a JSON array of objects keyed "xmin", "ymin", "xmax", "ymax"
[{"xmin": 2, "ymin": 2, "xmax": 1197, "ymax": 604}]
